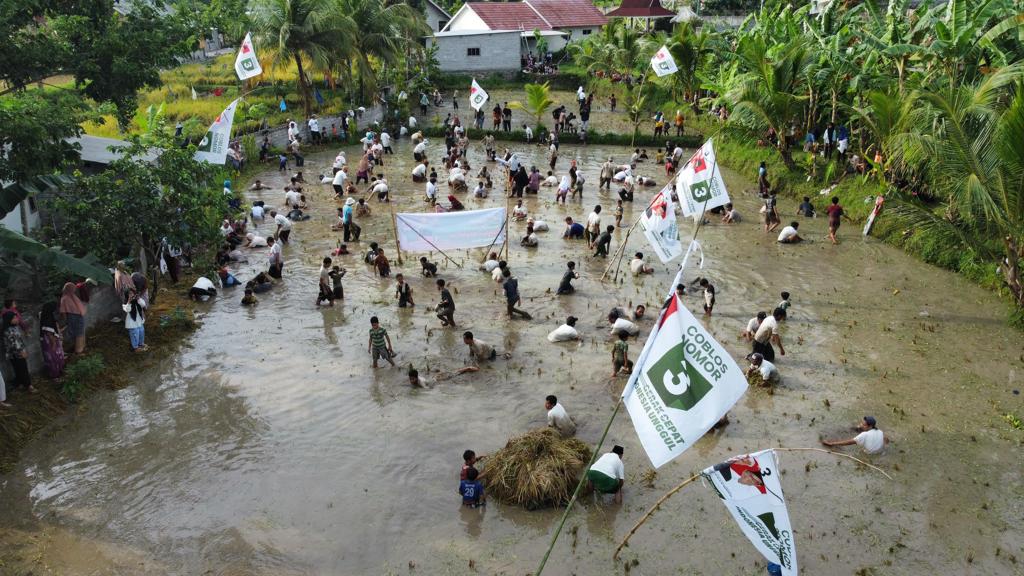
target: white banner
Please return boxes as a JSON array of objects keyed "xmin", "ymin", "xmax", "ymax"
[
  {"xmin": 677, "ymin": 138, "xmax": 730, "ymax": 217},
  {"xmin": 703, "ymin": 450, "xmax": 798, "ymax": 575},
  {"xmin": 396, "ymin": 207, "xmax": 506, "ymax": 252},
  {"xmin": 469, "ymin": 78, "xmax": 489, "ymax": 111},
  {"xmin": 622, "ymin": 284, "xmax": 747, "ymax": 468},
  {"xmin": 235, "ymin": 32, "xmax": 263, "ymax": 80},
  {"xmin": 640, "ymin": 185, "xmax": 682, "ymax": 263},
  {"xmin": 650, "ymin": 45, "xmax": 678, "ymax": 77},
  {"xmin": 194, "ymin": 99, "xmax": 239, "ymax": 165}
]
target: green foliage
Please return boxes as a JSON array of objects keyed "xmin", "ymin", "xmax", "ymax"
[
  {"xmin": 510, "ymin": 83, "xmax": 555, "ymax": 132},
  {"xmin": 45, "ymin": 134, "xmax": 225, "ymax": 268},
  {"xmin": 62, "ymin": 354, "xmax": 105, "ymax": 402},
  {"xmin": 0, "ymin": 91, "xmax": 89, "ymax": 183},
  {"xmin": 159, "ymin": 307, "xmax": 197, "ymax": 329}
]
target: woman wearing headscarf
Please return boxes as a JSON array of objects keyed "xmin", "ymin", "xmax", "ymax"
[
  {"xmin": 39, "ymin": 301, "xmax": 65, "ymax": 378},
  {"xmin": 3, "ymin": 311, "xmax": 36, "ymax": 393},
  {"xmin": 122, "ymin": 286, "xmax": 148, "ymax": 352},
  {"xmin": 59, "ymin": 282, "xmax": 88, "ymax": 355}
]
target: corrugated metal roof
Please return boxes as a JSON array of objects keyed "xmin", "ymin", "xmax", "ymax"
[{"xmin": 526, "ymin": 0, "xmax": 608, "ymax": 27}]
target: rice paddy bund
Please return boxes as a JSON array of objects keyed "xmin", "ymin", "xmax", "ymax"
[{"xmin": 0, "ymin": 140, "xmax": 1022, "ymax": 575}]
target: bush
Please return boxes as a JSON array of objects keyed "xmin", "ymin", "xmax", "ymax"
[{"xmin": 62, "ymin": 354, "xmax": 105, "ymax": 402}]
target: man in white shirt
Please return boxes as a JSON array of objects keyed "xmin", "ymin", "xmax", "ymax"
[
  {"xmin": 547, "ymin": 316, "xmax": 580, "ymax": 342},
  {"xmin": 425, "ymin": 176, "xmax": 437, "ymax": 205},
  {"xmin": 244, "ymin": 232, "xmax": 268, "ymax": 248},
  {"xmin": 267, "ymin": 236, "xmax": 284, "ymax": 278},
  {"xmin": 413, "ymin": 140, "xmax": 427, "ymax": 161},
  {"xmin": 411, "ymin": 161, "xmax": 427, "ymax": 182},
  {"xmin": 746, "ymin": 352, "xmax": 780, "ymax": 385},
  {"xmin": 545, "ymin": 395, "xmax": 576, "ymax": 437},
  {"xmin": 523, "ymin": 125, "xmax": 533, "ymax": 143},
  {"xmin": 822, "ymin": 416, "xmax": 888, "ymax": 454},
  {"xmin": 285, "ymin": 188, "xmax": 301, "ymax": 208},
  {"xmin": 250, "ymin": 203, "xmax": 265, "ymax": 223},
  {"xmin": 408, "ymin": 116, "xmax": 417, "ymax": 129},
  {"xmin": 629, "ymin": 252, "xmax": 654, "ymax": 275},
  {"xmin": 308, "ymin": 115, "xmax": 320, "ymax": 143},
  {"xmin": 587, "ymin": 446, "xmax": 625, "ymax": 502},
  {"xmin": 271, "ymin": 210, "xmax": 292, "ymax": 243},
  {"xmin": 752, "ymin": 308, "xmax": 785, "ymax": 361},
  {"xmin": 741, "ymin": 311, "xmax": 766, "ymax": 341},
  {"xmin": 585, "ymin": 205, "xmax": 602, "ymax": 246},
  {"xmin": 332, "ymin": 166, "xmax": 348, "ymax": 197},
  {"xmin": 479, "ymin": 252, "xmax": 500, "ymax": 273},
  {"xmin": 777, "ymin": 221, "xmax": 803, "ymax": 243},
  {"xmin": 609, "ymin": 314, "xmax": 639, "ymax": 336},
  {"xmin": 371, "ymin": 177, "xmax": 389, "ymax": 202},
  {"xmin": 189, "ymin": 276, "xmax": 217, "ymax": 301},
  {"xmin": 332, "ymin": 152, "xmax": 347, "ymax": 173},
  {"xmin": 380, "ymin": 131, "xmax": 393, "ymax": 154}
]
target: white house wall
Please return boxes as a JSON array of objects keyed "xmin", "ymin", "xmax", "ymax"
[
  {"xmin": 445, "ymin": 7, "xmax": 489, "ymax": 32},
  {"xmin": 431, "ymin": 33, "xmax": 522, "ymax": 72}
]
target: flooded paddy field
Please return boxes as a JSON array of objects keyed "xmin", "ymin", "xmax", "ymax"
[{"xmin": 1, "ymin": 138, "xmax": 1022, "ymax": 576}]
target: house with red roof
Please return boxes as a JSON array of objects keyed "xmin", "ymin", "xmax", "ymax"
[{"xmin": 431, "ymin": 0, "xmax": 608, "ymax": 72}]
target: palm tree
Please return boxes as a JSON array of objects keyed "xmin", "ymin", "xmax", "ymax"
[
  {"xmin": 888, "ymin": 66, "xmax": 1024, "ymax": 308},
  {"xmin": 728, "ymin": 36, "xmax": 813, "ymax": 169},
  {"xmin": 339, "ymin": 0, "xmax": 429, "ymax": 103},
  {"xmin": 510, "ymin": 83, "xmax": 554, "ymax": 133},
  {"xmin": 250, "ymin": 0, "xmax": 355, "ymax": 116}
]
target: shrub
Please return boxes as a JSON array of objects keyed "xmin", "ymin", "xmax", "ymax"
[{"xmin": 62, "ymin": 354, "xmax": 105, "ymax": 402}]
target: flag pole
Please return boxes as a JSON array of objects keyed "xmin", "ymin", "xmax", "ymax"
[
  {"xmin": 389, "ymin": 198, "xmax": 404, "ymax": 265},
  {"xmin": 535, "ymin": 398, "xmax": 623, "ymax": 576}
]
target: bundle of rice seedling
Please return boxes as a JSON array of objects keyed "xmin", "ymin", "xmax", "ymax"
[{"xmin": 479, "ymin": 428, "xmax": 592, "ymax": 510}]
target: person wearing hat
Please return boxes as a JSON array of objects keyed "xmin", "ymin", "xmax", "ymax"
[
  {"xmin": 822, "ymin": 416, "xmax": 888, "ymax": 454},
  {"xmin": 341, "ymin": 197, "xmax": 360, "ymax": 242},
  {"xmin": 587, "ymin": 446, "xmax": 625, "ymax": 502},
  {"xmin": 746, "ymin": 352, "xmax": 780, "ymax": 386},
  {"xmin": 547, "ymin": 316, "xmax": 580, "ymax": 342}
]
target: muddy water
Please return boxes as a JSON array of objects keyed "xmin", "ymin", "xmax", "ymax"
[{"xmin": 1, "ymin": 138, "xmax": 1022, "ymax": 576}]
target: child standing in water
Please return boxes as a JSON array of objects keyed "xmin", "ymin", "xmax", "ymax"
[
  {"xmin": 329, "ymin": 266, "xmax": 346, "ymax": 300},
  {"xmin": 777, "ymin": 291, "xmax": 791, "ymax": 320},
  {"xmin": 367, "ymin": 316, "xmax": 396, "ymax": 368},
  {"xmin": 614, "ymin": 199, "xmax": 624, "ymax": 228},
  {"xmin": 700, "ymin": 278, "xmax": 716, "ymax": 316},
  {"xmin": 395, "ymin": 274, "xmax": 414, "ymax": 308}
]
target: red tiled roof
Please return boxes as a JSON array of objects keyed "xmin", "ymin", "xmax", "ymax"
[
  {"xmin": 606, "ymin": 0, "xmax": 676, "ymax": 17},
  {"xmin": 526, "ymin": 0, "xmax": 608, "ymax": 28},
  {"xmin": 466, "ymin": 2, "xmax": 552, "ymax": 30}
]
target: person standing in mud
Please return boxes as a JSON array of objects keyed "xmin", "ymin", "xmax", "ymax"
[
  {"xmin": 436, "ymin": 278, "xmax": 456, "ymax": 327},
  {"xmin": 501, "ymin": 268, "xmax": 531, "ymax": 320},
  {"xmin": 752, "ymin": 308, "xmax": 785, "ymax": 361}
]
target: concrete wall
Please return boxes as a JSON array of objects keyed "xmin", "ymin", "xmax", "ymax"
[
  {"xmin": 0, "ymin": 200, "xmax": 41, "ymax": 235},
  {"xmin": 424, "ymin": 3, "xmax": 450, "ymax": 32},
  {"xmin": 0, "ymin": 284, "xmax": 123, "ymax": 384},
  {"xmin": 431, "ymin": 33, "xmax": 522, "ymax": 72}
]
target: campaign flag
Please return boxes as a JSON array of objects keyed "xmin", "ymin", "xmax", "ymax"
[
  {"xmin": 650, "ymin": 45, "xmax": 679, "ymax": 77},
  {"xmin": 279, "ymin": 99, "xmax": 287, "ymax": 112},
  {"xmin": 314, "ymin": 88, "xmax": 325, "ymax": 106},
  {"xmin": 396, "ymin": 207, "xmax": 506, "ymax": 252},
  {"xmin": 191, "ymin": 86, "xmax": 198, "ymax": 100},
  {"xmin": 677, "ymin": 138, "xmax": 730, "ymax": 217},
  {"xmin": 469, "ymin": 78, "xmax": 489, "ymax": 111},
  {"xmin": 640, "ymin": 185, "xmax": 682, "ymax": 263},
  {"xmin": 622, "ymin": 275, "xmax": 747, "ymax": 468},
  {"xmin": 194, "ymin": 99, "xmax": 239, "ymax": 165},
  {"xmin": 234, "ymin": 32, "xmax": 263, "ymax": 80},
  {"xmin": 703, "ymin": 450, "xmax": 798, "ymax": 575}
]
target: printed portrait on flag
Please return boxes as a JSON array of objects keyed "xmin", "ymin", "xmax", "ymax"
[
  {"xmin": 703, "ymin": 449, "xmax": 798, "ymax": 575},
  {"xmin": 639, "ymin": 185, "xmax": 682, "ymax": 263}
]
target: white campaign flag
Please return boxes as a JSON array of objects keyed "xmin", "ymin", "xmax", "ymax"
[
  {"xmin": 640, "ymin": 185, "xmax": 682, "ymax": 263},
  {"xmin": 677, "ymin": 138, "xmax": 730, "ymax": 217},
  {"xmin": 622, "ymin": 274, "xmax": 747, "ymax": 468},
  {"xmin": 396, "ymin": 207, "xmax": 506, "ymax": 252},
  {"xmin": 234, "ymin": 32, "xmax": 263, "ymax": 80},
  {"xmin": 469, "ymin": 78, "xmax": 489, "ymax": 111},
  {"xmin": 703, "ymin": 450, "xmax": 798, "ymax": 575},
  {"xmin": 650, "ymin": 45, "xmax": 679, "ymax": 77},
  {"xmin": 194, "ymin": 99, "xmax": 239, "ymax": 165}
]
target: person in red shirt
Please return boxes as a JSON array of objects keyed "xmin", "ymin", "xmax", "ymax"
[{"xmin": 825, "ymin": 195, "xmax": 851, "ymax": 245}]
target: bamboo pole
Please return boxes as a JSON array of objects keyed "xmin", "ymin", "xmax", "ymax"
[
  {"xmin": 613, "ymin": 447, "xmax": 893, "ymax": 559},
  {"xmin": 388, "ymin": 198, "xmax": 404, "ymax": 265},
  {"xmin": 535, "ymin": 399, "xmax": 623, "ymax": 576}
]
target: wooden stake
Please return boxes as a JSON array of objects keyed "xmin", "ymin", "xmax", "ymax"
[{"xmin": 389, "ymin": 199, "xmax": 404, "ymax": 265}]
